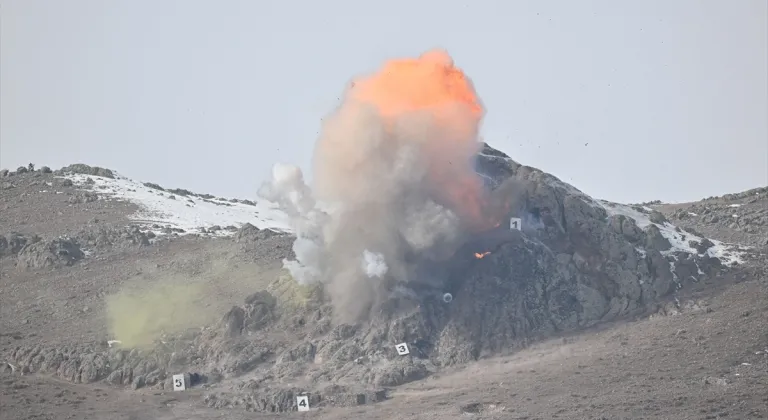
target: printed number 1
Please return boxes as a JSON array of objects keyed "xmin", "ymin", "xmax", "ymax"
[{"xmin": 511, "ymin": 220, "xmax": 518, "ymax": 228}]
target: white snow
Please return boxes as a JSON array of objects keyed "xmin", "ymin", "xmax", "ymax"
[
  {"xmin": 61, "ymin": 173, "xmax": 292, "ymax": 237},
  {"xmin": 600, "ymin": 201, "xmax": 746, "ymax": 266},
  {"xmin": 56, "ymin": 171, "xmax": 748, "ymax": 267},
  {"xmin": 728, "ymin": 204, "xmax": 742, "ymax": 208}
]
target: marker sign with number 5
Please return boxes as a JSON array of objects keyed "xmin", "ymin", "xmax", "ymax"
[{"xmin": 172, "ymin": 374, "xmax": 186, "ymax": 391}]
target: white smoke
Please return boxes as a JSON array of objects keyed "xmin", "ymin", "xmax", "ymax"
[
  {"xmin": 361, "ymin": 250, "xmax": 388, "ymax": 278},
  {"xmin": 257, "ymin": 163, "xmax": 327, "ymax": 285}
]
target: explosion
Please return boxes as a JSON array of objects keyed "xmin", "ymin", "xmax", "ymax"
[{"xmin": 259, "ymin": 49, "xmax": 508, "ymax": 322}]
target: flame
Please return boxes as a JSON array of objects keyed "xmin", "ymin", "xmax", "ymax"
[
  {"xmin": 347, "ymin": 49, "xmax": 499, "ymax": 231},
  {"xmin": 474, "ymin": 251, "xmax": 491, "ymax": 259}
]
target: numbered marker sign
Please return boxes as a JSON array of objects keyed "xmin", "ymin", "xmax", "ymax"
[
  {"xmin": 510, "ymin": 217, "xmax": 522, "ymax": 231},
  {"xmin": 296, "ymin": 395, "xmax": 309, "ymax": 412},
  {"xmin": 395, "ymin": 342, "xmax": 410, "ymax": 356},
  {"xmin": 172, "ymin": 374, "xmax": 186, "ymax": 391}
]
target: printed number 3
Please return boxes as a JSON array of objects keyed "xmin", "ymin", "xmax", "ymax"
[{"xmin": 398, "ymin": 345, "xmax": 406, "ymax": 352}]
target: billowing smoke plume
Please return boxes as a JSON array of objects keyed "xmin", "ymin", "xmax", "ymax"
[{"xmin": 258, "ymin": 49, "xmax": 507, "ymax": 322}]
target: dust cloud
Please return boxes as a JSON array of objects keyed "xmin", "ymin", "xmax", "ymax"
[
  {"xmin": 259, "ymin": 49, "xmax": 513, "ymax": 323},
  {"xmin": 105, "ymin": 259, "xmax": 278, "ymax": 348},
  {"xmin": 106, "ymin": 281, "xmax": 209, "ymax": 349}
]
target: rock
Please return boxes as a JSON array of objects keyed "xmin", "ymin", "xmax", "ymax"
[
  {"xmin": 16, "ymin": 237, "xmax": 85, "ymax": 270},
  {"xmin": 16, "ymin": 166, "xmax": 28, "ymax": 174},
  {"xmin": 40, "ymin": 166, "xmax": 52, "ymax": 174},
  {"xmin": 67, "ymin": 191, "xmax": 99, "ymax": 204},
  {"xmin": 0, "ymin": 235, "xmax": 7, "ymax": 257},
  {"xmin": 369, "ymin": 360, "xmax": 429, "ymax": 387},
  {"xmin": 673, "ymin": 254, "xmax": 700, "ymax": 284},
  {"xmin": 0, "ymin": 169, "xmax": 8, "ymax": 177},
  {"xmin": 106, "ymin": 369, "xmax": 123, "ymax": 385},
  {"xmin": 54, "ymin": 178, "xmax": 74, "ymax": 187},
  {"xmin": 143, "ymin": 182, "xmax": 164, "ymax": 191},
  {"xmin": 644, "ymin": 224, "xmax": 671, "ymax": 251},
  {"xmin": 695, "ymin": 238, "xmax": 715, "ymax": 254},
  {"xmin": 608, "ymin": 214, "xmax": 644, "ymax": 243},
  {"xmin": 75, "ymin": 226, "xmax": 150, "ymax": 249},
  {"xmin": 221, "ymin": 306, "xmax": 245, "ymax": 337},
  {"xmin": 235, "ymin": 223, "xmax": 279, "ymax": 242},
  {"xmin": 58, "ymin": 163, "xmax": 115, "ymax": 179},
  {"xmin": 648, "ymin": 210, "xmax": 668, "ymax": 224},
  {"xmin": 131, "ymin": 375, "xmax": 146, "ymax": 390},
  {"xmin": 7, "ymin": 232, "xmax": 34, "ymax": 255}
]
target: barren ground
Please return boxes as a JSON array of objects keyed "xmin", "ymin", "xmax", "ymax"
[{"xmin": 1, "ymin": 171, "xmax": 766, "ymax": 419}]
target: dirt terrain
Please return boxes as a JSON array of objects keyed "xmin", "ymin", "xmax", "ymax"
[{"xmin": 1, "ymin": 165, "xmax": 766, "ymax": 420}]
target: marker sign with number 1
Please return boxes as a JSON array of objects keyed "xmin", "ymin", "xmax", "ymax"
[
  {"xmin": 297, "ymin": 395, "xmax": 309, "ymax": 412},
  {"xmin": 172, "ymin": 374, "xmax": 186, "ymax": 391},
  {"xmin": 510, "ymin": 217, "xmax": 522, "ymax": 231}
]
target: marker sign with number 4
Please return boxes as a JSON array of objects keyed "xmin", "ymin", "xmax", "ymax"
[
  {"xmin": 510, "ymin": 217, "xmax": 522, "ymax": 231},
  {"xmin": 172, "ymin": 374, "xmax": 186, "ymax": 391},
  {"xmin": 395, "ymin": 342, "xmax": 410, "ymax": 356},
  {"xmin": 296, "ymin": 395, "xmax": 309, "ymax": 412}
]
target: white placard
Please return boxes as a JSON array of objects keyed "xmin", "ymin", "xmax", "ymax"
[
  {"xmin": 510, "ymin": 217, "xmax": 522, "ymax": 231},
  {"xmin": 296, "ymin": 395, "xmax": 309, "ymax": 412},
  {"xmin": 395, "ymin": 342, "xmax": 410, "ymax": 356},
  {"xmin": 172, "ymin": 374, "xmax": 186, "ymax": 391}
]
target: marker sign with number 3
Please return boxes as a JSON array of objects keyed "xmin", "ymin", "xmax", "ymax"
[{"xmin": 395, "ymin": 342, "xmax": 410, "ymax": 356}]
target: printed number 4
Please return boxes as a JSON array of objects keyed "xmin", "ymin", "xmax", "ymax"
[{"xmin": 298, "ymin": 399, "xmax": 307, "ymax": 407}]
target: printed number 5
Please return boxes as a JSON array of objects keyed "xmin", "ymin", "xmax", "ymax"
[{"xmin": 175, "ymin": 379, "xmax": 182, "ymax": 387}]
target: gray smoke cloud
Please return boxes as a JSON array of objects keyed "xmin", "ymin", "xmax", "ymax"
[{"xmin": 257, "ymin": 50, "xmax": 498, "ymax": 323}]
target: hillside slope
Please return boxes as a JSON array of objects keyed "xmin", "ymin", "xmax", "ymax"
[{"xmin": 1, "ymin": 156, "xmax": 766, "ymax": 420}]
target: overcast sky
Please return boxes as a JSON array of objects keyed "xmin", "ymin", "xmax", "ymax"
[{"xmin": 1, "ymin": 0, "xmax": 766, "ymax": 203}]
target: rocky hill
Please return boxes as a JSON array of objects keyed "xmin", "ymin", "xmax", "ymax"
[{"xmin": 0, "ymin": 150, "xmax": 765, "ymax": 419}]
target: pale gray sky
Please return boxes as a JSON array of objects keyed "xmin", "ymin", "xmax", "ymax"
[{"xmin": 1, "ymin": 0, "xmax": 766, "ymax": 203}]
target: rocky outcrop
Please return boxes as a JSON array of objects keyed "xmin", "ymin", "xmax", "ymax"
[
  {"xmin": 55, "ymin": 163, "xmax": 115, "ymax": 179},
  {"xmin": 75, "ymin": 225, "xmax": 152, "ymax": 249},
  {"xmin": 15, "ymin": 237, "xmax": 85, "ymax": 270}
]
